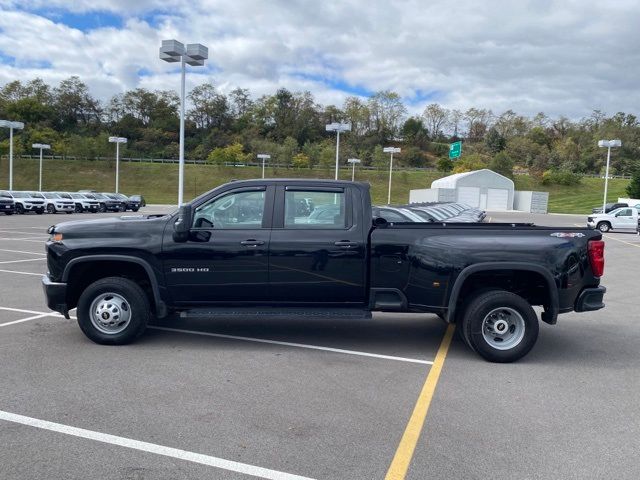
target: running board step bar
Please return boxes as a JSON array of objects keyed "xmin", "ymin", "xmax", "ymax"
[{"xmin": 180, "ymin": 308, "xmax": 372, "ymax": 320}]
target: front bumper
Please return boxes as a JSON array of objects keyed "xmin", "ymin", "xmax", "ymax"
[
  {"xmin": 42, "ymin": 274, "xmax": 69, "ymax": 318},
  {"xmin": 574, "ymin": 285, "xmax": 606, "ymax": 312}
]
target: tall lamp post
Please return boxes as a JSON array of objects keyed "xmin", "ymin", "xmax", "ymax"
[
  {"xmin": 109, "ymin": 137, "xmax": 127, "ymax": 193},
  {"xmin": 257, "ymin": 154, "xmax": 271, "ymax": 179},
  {"xmin": 0, "ymin": 120, "xmax": 25, "ymax": 190},
  {"xmin": 347, "ymin": 158, "xmax": 361, "ymax": 181},
  {"xmin": 32, "ymin": 143, "xmax": 51, "ymax": 191},
  {"xmin": 160, "ymin": 39, "xmax": 208, "ymax": 205},
  {"xmin": 383, "ymin": 147, "xmax": 401, "ymax": 204},
  {"xmin": 325, "ymin": 122, "xmax": 351, "ymax": 180},
  {"xmin": 598, "ymin": 139, "xmax": 622, "ymax": 213}
]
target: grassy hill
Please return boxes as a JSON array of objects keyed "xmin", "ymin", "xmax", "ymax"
[{"xmin": 0, "ymin": 156, "xmax": 630, "ymax": 214}]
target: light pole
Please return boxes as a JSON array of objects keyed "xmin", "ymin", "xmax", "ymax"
[
  {"xmin": 0, "ymin": 120, "xmax": 25, "ymax": 190},
  {"xmin": 325, "ymin": 122, "xmax": 351, "ymax": 180},
  {"xmin": 32, "ymin": 143, "xmax": 51, "ymax": 191},
  {"xmin": 383, "ymin": 147, "xmax": 401, "ymax": 204},
  {"xmin": 109, "ymin": 137, "xmax": 127, "ymax": 193},
  {"xmin": 257, "ymin": 154, "xmax": 271, "ymax": 179},
  {"xmin": 347, "ymin": 158, "xmax": 361, "ymax": 181},
  {"xmin": 160, "ymin": 39, "xmax": 208, "ymax": 205},
  {"xmin": 598, "ymin": 139, "xmax": 622, "ymax": 213}
]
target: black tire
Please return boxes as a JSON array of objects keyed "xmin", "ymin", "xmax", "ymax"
[
  {"xmin": 76, "ymin": 277, "xmax": 150, "ymax": 345},
  {"xmin": 5, "ymin": 211, "xmax": 13, "ymax": 215},
  {"xmin": 74, "ymin": 203, "xmax": 83, "ymax": 213},
  {"xmin": 461, "ymin": 290, "xmax": 539, "ymax": 363},
  {"xmin": 65, "ymin": 211, "xmax": 73, "ymax": 214},
  {"xmin": 132, "ymin": 207, "xmax": 139, "ymax": 212},
  {"xmin": 99, "ymin": 203, "xmax": 107, "ymax": 213},
  {"xmin": 47, "ymin": 204, "xmax": 56, "ymax": 214},
  {"xmin": 35, "ymin": 208, "xmax": 44, "ymax": 215},
  {"xmin": 597, "ymin": 222, "xmax": 610, "ymax": 233},
  {"xmin": 16, "ymin": 203, "xmax": 24, "ymax": 214}
]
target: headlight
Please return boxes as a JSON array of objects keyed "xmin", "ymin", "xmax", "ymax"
[{"xmin": 49, "ymin": 233, "xmax": 63, "ymax": 243}]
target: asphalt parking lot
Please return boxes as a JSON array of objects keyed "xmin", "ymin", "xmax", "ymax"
[{"xmin": 1, "ymin": 209, "xmax": 639, "ymax": 479}]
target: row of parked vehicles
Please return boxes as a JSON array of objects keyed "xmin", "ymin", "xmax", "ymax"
[
  {"xmin": 373, "ymin": 202, "xmax": 486, "ymax": 223},
  {"xmin": 0, "ymin": 190, "xmax": 145, "ymax": 215}
]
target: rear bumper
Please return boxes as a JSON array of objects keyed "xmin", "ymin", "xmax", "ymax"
[
  {"xmin": 41, "ymin": 274, "xmax": 69, "ymax": 318},
  {"xmin": 574, "ymin": 285, "xmax": 606, "ymax": 312}
]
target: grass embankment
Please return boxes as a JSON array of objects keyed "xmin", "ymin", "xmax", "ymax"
[{"xmin": 0, "ymin": 157, "xmax": 630, "ymax": 214}]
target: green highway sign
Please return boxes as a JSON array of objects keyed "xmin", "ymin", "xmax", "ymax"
[{"xmin": 449, "ymin": 141, "xmax": 462, "ymax": 159}]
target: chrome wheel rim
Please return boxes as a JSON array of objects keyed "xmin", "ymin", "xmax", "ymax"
[
  {"xmin": 481, "ymin": 307, "xmax": 525, "ymax": 350},
  {"xmin": 89, "ymin": 292, "xmax": 131, "ymax": 334}
]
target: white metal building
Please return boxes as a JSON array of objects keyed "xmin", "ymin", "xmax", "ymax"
[{"xmin": 413, "ymin": 169, "xmax": 515, "ymax": 210}]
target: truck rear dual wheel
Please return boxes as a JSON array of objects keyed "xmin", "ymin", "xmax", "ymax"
[
  {"xmin": 460, "ymin": 290, "xmax": 539, "ymax": 363},
  {"xmin": 77, "ymin": 277, "xmax": 150, "ymax": 345}
]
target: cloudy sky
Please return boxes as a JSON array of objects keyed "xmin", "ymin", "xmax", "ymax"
[{"xmin": 0, "ymin": 0, "xmax": 638, "ymax": 118}]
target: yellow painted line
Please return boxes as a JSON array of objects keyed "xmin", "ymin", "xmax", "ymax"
[
  {"xmin": 385, "ymin": 324, "xmax": 455, "ymax": 480},
  {"xmin": 603, "ymin": 234, "xmax": 640, "ymax": 249}
]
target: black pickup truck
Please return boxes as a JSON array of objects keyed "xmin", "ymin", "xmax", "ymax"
[{"xmin": 43, "ymin": 179, "xmax": 606, "ymax": 362}]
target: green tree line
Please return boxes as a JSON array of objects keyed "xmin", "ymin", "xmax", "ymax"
[{"xmin": 1, "ymin": 77, "xmax": 639, "ymax": 185}]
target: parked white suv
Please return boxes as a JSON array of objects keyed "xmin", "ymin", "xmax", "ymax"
[
  {"xmin": 42, "ymin": 192, "xmax": 75, "ymax": 214},
  {"xmin": 9, "ymin": 191, "xmax": 45, "ymax": 214},
  {"xmin": 64, "ymin": 192, "xmax": 100, "ymax": 213},
  {"xmin": 587, "ymin": 207, "xmax": 639, "ymax": 232}
]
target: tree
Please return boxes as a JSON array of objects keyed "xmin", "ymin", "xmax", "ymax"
[
  {"xmin": 453, "ymin": 153, "xmax": 488, "ymax": 173},
  {"xmin": 367, "ymin": 91, "xmax": 407, "ymax": 143},
  {"xmin": 422, "ymin": 103, "xmax": 449, "ymax": 139},
  {"xmin": 437, "ymin": 158, "xmax": 454, "ymax": 172},
  {"xmin": 292, "ymin": 153, "xmax": 310, "ymax": 168},
  {"xmin": 489, "ymin": 152, "xmax": 514, "ymax": 178},
  {"xmin": 485, "ymin": 128, "xmax": 506, "ymax": 154},
  {"xmin": 206, "ymin": 143, "xmax": 250, "ymax": 164},
  {"xmin": 188, "ymin": 83, "xmax": 229, "ymax": 129},
  {"xmin": 626, "ymin": 169, "xmax": 640, "ymax": 198}
]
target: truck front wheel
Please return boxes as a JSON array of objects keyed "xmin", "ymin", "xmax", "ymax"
[
  {"xmin": 461, "ymin": 290, "xmax": 538, "ymax": 363},
  {"xmin": 76, "ymin": 277, "xmax": 150, "ymax": 345}
]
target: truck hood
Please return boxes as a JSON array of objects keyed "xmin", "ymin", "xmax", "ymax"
[{"xmin": 49, "ymin": 214, "xmax": 170, "ymax": 238}]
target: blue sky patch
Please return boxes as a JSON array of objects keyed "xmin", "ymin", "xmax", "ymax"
[
  {"xmin": 291, "ymin": 72, "xmax": 373, "ymax": 98},
  {"xmin": 23, "ymin": 8, "xmax": 123, "ymax": 31}
]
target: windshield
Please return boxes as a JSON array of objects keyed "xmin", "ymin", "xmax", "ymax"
[
  {"xmin": 43, "ymin": 193, "xmax": 60, "ymax": 199},
  {"xmin": 0, "ymin": 191, "xmax": 11, "ymax": 198},
  {"xmin": 29, "ymin": 192, "xmax": 45, "ymax": 199},
  {"xmin": 92, "ymin": 193, "xmax": 106, "ymax": 199}
]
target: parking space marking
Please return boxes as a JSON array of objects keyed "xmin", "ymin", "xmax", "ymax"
[
  {"xmin": 0, "ymin": 306, "xmax": 64, "ymax": 317},
  {"xmin": 0, "ymin": 248, "xmax": 46, "ymax": 256},
  {"xmin": 0, "ymin": 229, "xmax": 47, "ymax": 236},
  {"xmin": 0, "ymin": 313, "xmax": 50, "ymax": 327},
  {"xmin": 0, "ymin": 268, "xmax": 44, "ymax": 276},
  {"xmin": 0, "ymin": 258, "xmax": 46, "ymax": 264},
  {"xmin": 0, "ymin": 409, "xmax": 315, "ymax": 480},
  {"xmin": 384, "ymin": 324, "xmax": 455, "ymax": 480},
  {"xmin": 149, "ymin": 326, "xmax": 435, "ymax": 365},
  {"xmin": 0, "ymin": 237, "xmax": 45, "ymax": 243},
  {"xmin": 604, "ymin": 234, "xmax": 640, "ymax": 249}
]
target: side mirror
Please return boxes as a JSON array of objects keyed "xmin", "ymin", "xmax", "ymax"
[{"xmin": 173, "ymin": 204, "xmax": 192, "ymax": 242}]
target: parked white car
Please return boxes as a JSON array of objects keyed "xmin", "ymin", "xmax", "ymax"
[{"xmin": 587, "ymin": 207, "xmax": 639, "ymax": 232}]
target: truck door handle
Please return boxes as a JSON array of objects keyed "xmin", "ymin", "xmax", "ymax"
[
  {"xmin": 334, "ymin": 240, "xmax": 358, "ymax": 248},
  {"xmin": 240, "ymin": 239, "xmax": 264, "ymax": 247}
]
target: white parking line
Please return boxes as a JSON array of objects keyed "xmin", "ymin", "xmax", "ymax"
[
  {"xmin": 0, "ymin": 258, "xmax": 45, "ymax": 264},
  {"xmin": 0, "ymin": 229, "xmax": 47, "ymax": 236},
  {"xmin": 149, "ymin": 326, "xmax": 434, "ymax": 365},
  {"xmin": 0, "ymin": 238, "xmax": 45, "ymax": 243},
  {"xmin": 0, "ymin": 409, "xmax": 315, "ymax": 480},
  {"xmin": 0, "ymin": 305, "xmax": 434, "ymax": 364},
  {"xmin": 0, "ymin": 314, "xmax": 50, "ymax": 327},
  {"xmin": 0, "ymin": 269, "xmax": 44, "ymax": 276},
  {"xmin": 0, "ymin": 248, "xmax": 46, "ymax": 256}
]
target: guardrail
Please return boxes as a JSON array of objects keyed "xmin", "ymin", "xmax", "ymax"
[{"xmin": 0, "ymin": 155, "xmax": 633, "ymax": 178}]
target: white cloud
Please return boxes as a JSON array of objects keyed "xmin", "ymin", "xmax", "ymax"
[{"xmin": 0, "ymin": 0, "xmax": 638, "ymax": 118}]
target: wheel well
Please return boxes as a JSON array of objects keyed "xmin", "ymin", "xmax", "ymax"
[
  {"xmin": 66, "ymin": 261, "xmax": 155, "ymax": 312},
  {"xmin": 596, "ymin": 220, "xmax": 611, "ymax": 226},
  {"xmin": 454, "ymin": 270, "xmax": 551, "ymax": 320}
]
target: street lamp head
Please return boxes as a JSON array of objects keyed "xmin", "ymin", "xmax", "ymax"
[
  {"xmin": 109, "ymin": 137, "xmax": 127, "ymax": 143},
  {"xmin": 160, "ymin": 39, "xmax": 185, "ymax": 57},
  {"xmin": 347, "ymin": 158, "xmax": 361, "ymax": 164},
  {"xmin": 257, "ymin": 154, "xmax": 271, "ymax": 160},
  {"xmin": 383, "ymin": 147, "xmax": 401, "ymax": 154},
  {"xmin": 32, "ymin": 143, "xmax": 51, "ymax": 149},
  {"xmin": 186, "ymin": 43, "xmax": 208, "ymax": 61}
]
